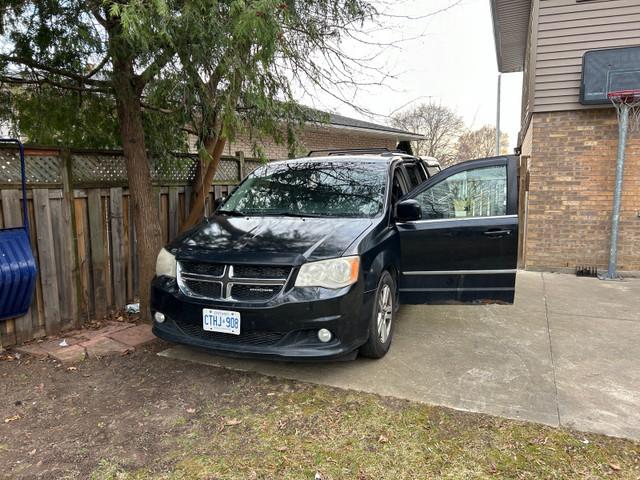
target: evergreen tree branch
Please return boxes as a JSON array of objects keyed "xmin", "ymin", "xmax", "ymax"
[{"xmin": 0, "ymin": 54, "xmax": 109, "ymax": 87}]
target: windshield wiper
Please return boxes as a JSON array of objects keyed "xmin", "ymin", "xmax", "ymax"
[
  {"xmin": 218, "ymin": 209, "xmax": 246, "ymax": 216},
  {"xmin": 259, "ymin": 212, "xmax": 327, "ymax": 218}
]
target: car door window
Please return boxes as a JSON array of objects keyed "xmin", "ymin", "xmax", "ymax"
[{"xmin": 414, "ymin": 165, "xmax": 507, "ymax": 220}]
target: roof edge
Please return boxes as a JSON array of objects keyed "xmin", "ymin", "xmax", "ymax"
[{"xmin": 308, "ymin": 121, "xmax": 426, "ymax": 141}]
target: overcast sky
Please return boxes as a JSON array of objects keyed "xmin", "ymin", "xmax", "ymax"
[{"xmin": 302, "ymin": 0, "xmax": 524, "ymax": 151}]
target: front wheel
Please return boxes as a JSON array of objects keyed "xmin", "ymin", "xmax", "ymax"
[{"xmin": 360, "ymin": 271, "xmax": 396, "ymax": 359}]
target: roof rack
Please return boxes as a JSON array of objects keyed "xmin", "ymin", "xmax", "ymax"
[{"xmin": 305, "ymin": 148, "xmax": 402, "ymax": 157}]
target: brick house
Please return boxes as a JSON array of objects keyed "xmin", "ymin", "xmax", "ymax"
[
  {"xmin": 224, "ymin": 112, "xmax": 424, "ymax": 158},
  {"xmin": 491, "ymin": 0, "xmax": 640, "ymax": 275}
]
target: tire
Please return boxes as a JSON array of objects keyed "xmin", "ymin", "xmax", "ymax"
[{"xmin": 360, "ymin": 270, "xmax": 396, "ymax": 359}]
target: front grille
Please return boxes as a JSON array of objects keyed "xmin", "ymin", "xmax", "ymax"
[
  {"xmin": 182, "ymin": 279, "xmax": 223, "ymax": 298},
  {"xmin": 175, "ymin": 319, "xmax": 285, "ymax": 346},
  {"xmin": 180, "ymin": 261, "xmax": 224, "ymax": 276},
  {"xmin": 231, "ymin": 284, "xmax": 280, "ymax": 301},
  {"xmin": 233, "ymin": 265, "xmax": 290, "ymax": 279},
  {"xmin": 177, "ymin": 260, "xmax": 292, "ymax": 302}
]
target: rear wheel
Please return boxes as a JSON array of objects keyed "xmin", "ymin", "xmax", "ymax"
[{"xmin": 360, "ymin": 271, "xmax": 395, "ymax": 359}]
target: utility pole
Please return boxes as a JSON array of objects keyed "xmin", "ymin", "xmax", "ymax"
[{"xmin": 495, "ymin": 73, "xmax": 502, "ymax": 156}]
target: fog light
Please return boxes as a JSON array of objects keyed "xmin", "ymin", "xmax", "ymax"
[
  {"xmin": 154, "ymin": 312, "xmax": 166, "ymax": 324},
  {"xmin": 317, "ymin": 328, "xmax": 332, "ymax": 343}
]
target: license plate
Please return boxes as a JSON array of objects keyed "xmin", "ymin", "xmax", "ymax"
[{"xmin": 202, "ymin": 308, "xmax": 241, "ymax": 335}]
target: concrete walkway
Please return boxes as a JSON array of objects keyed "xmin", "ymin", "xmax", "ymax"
[{"xmin": 160, "ymin": 271, "xmax": 640, "ymax": 441}]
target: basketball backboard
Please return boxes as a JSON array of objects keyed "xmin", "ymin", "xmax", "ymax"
[{"xmin": 579, "ymin": 46, "xmax": 640, "ymax": 105}]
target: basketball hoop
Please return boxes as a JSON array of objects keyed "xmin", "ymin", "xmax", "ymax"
[{"xmin": 607, "ymin": 89, "xmax": 640, "ymax": 132}]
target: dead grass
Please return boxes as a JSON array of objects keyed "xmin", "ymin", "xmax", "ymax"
[{"xmin": 94, "ymin": 383, "xmax": 640, "ymax": 480}]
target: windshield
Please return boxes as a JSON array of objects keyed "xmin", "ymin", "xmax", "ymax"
[{"xmin": 220, "ymin": 161, "xmax": 387, "ymax": 218}]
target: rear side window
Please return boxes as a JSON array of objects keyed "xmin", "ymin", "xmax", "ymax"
[
  {"xmin": 415, "ymin": 165, "xmax": 508, "ymax": 220},
  {"xmin": 404, "ymin": 163, "xmax": 425, "ymax": 189}
]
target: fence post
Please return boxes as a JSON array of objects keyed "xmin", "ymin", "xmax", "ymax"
[
  {"xmin": 236, "ymin": 151, "xmax": 245, "ymax": 181},
  {"xmin": 61, "ymin": 149, "xmax": 80, "ymax": 328}
]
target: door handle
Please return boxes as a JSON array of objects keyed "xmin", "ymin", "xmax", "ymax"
[{"xmin": 483, "ymin": 229, "xmax": 512, "ymax": 238}]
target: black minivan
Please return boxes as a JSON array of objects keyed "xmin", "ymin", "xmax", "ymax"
[{"xmin": 151, "ymin": 150, "xmax": 518, "ymax": 361}]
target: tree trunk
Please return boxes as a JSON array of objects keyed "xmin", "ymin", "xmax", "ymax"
[
  {"xmin": 188, "ymin": 135, "xmax": 218, "ymax": 212},
  {"xmin": 112, "ymin": 57, "xmax": 163, "ymax": 322},
  {"xmin": 180, "ymin": 134, "xmax": 227, "ymax": 234}
]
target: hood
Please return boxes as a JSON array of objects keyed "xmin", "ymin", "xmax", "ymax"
[{"xmin": 172, "ymin": 215, "xmax": 373, "ymax": 265}]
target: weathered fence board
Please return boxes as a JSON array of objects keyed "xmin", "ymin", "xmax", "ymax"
[
  {"xmin": 75, "ymin": 196, "xmax": 93, "ymax": 317},
  {"xmin": 88, "ymin": 189, "xmax": 107, "ymax": 318},
  {"xmin": 26, "ymin": 198, "xmax": 45, "ymax": 339},
  {"xmin": 110, "ymin": 188, "xmax": 126, "ymax": 310},
  {"xmin": 169, "ymin": 187, "xmax": 179, "ymax": 241},
  {"xmin": 32, "ymin": 189, "xmax": 62, "ymax": 336},
  {"xmin": 49, "ymin": 194, "xmax": 76, "ymax": 330}
]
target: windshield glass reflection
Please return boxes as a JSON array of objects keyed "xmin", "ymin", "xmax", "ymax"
[{"xmin": 220, "ymin": 161, "xmax": 387, "ymax": 218}]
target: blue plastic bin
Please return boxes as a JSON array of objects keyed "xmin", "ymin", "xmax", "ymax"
[{"xmin": 0, "ymin": 139, "xmax": 38, "ymax": 320}]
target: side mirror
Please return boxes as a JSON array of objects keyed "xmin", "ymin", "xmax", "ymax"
[{"xmin": 395, "ymin": 199, "xmax": 422, "ymax": 222}]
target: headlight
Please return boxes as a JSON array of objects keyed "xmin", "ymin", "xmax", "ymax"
[
  {"xmin": 295, "ymin": 256, "xmax": 360, "ymax": 289},
  {"xmin": 155, "ymin": 248, "xmax": 176, "ymax": 278}
]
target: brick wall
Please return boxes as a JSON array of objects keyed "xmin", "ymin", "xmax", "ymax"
[
  {"xmin": 525, "ymin": 109, "xmax": 640, "ymax": 273},
  {"xmin": 225, "ymin": 126, "xmax": 398, "ymax": 159}
]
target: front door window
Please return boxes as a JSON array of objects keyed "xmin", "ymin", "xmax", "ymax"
[{"xmin": 415, "ymin": 165, "xmax": 507, "ymax": 220}]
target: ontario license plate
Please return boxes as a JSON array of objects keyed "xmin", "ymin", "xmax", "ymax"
[{"xmin": 202, "ymin": 308, "xmax": 241, "ymax": 335}]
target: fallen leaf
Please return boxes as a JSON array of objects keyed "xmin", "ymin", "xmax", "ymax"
[
  {"xmin": 186, "ymin": 408, "xmax": 196, "ymax": 414},
  {"xmin": 610, "ymin": 463, "xmax": 621, "ymax": 471},
  {"xmin": 29, "ymin": 449, "xmax": 36, "ymax": 455},
  {"xmin": 226, "ymin": 418, "xmax": 242, "ymax": 426},
  {"xmin": 378, "ymin": 434, "xmax": 389, "ymax": 443},
  {"xmin": 4, "ymin": 415, "xmax": 21, "ymax": 423},
  {"xmin": 275, "ymin": 446, "xmax": 287, "ymax": 452}
]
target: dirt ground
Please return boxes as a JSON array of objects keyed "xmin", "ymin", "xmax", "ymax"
[
  {"xmin": 2, "ymin": 329, "xmax": 639, "ymax": 480},
  {"xmin": 0, "ymin": 338, "xmax": 306, "ymax": 479}
]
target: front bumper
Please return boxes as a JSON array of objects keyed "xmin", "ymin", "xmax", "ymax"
[{"xmin": 151, "ymin": 276, "xmax": 374, "ymax": 361}]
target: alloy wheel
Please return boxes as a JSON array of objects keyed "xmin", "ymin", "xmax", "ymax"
[{"xmin": 376, "ymin": 283, "xmax": 393, "ymax": 343}]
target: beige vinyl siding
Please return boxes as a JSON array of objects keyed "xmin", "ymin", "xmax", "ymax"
[
  {"xmin": 533, "ymin": 0, "xmax": 640, "ymax": 113},
  {"xmin": 519, "ymin": 0, "xmax": 538, "ymax": 141}
]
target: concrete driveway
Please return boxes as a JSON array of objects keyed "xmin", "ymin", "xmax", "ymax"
[{"xmin": 160, "ymin": 271, "xmax": 640, "ymax": 440}]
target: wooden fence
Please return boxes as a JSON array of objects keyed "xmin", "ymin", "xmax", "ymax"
[{"xmin": 0, "ymin": 145, "xmax": 261, "ymax": 347}]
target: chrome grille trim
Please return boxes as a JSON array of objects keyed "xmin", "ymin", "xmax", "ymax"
[{"xmin": 177, "ymin": 261, "xmax": 291, "ymax": 302}]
